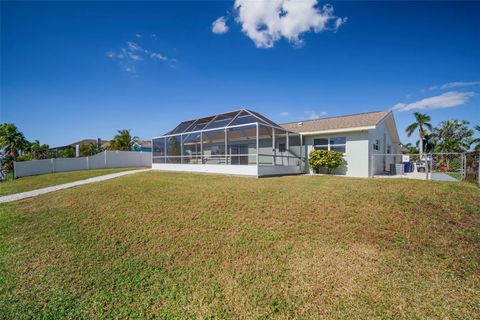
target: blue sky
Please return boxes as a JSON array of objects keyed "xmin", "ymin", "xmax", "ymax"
[{"xmin": 1, "ymin": 1, "xmax": 479, "ymax": 147}]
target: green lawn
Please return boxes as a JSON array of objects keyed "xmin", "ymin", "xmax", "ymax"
[
  {"xmin": 446, "ymin": 172, "xmax": 463, "ymax": 180},
  {"xmin": 1, "ymin": 172, "xmax": 479, "ymax": 319},
  {"xmin": 0, "ymin": 168, "xmax": 142, "ymax": 196}
]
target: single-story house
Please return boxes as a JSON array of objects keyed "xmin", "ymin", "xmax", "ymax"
[
  {"xmin": 152, "ymin": 109, "xmax": 400, "ymax": 178},
  {"xmin": 282, "ymin": 110, "xmax": 401, "ymax": 177},
  {"xmin": 132, "ymin": 140, "xmax": 152, "ymax": 153},
  {"xmin": 49, "ymin": 139, "xmax": 109, "ymax": 156},
  {"xmin": 50, "ymin": 138, "xmax": 152, "ymax": 156}
]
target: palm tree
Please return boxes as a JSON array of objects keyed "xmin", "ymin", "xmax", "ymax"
[
  {"xmin": 0, "ymin": 123, "xmax": 28, "ymax": 169},
  {"xmin": 108, "ymin": 129, "xmax": 139, "ymax": 151},
  {"xmin": 403, "ymin": 142, "xmax": 419, "ymax": 154},
  {"xmin": 430, "ymin": 119, "xmax": 473, "ymax": 153},
  {"xmin": 28, "ymin": 140, "xmax": 50, "ymax": 159},
  {"xmin": 80, "ymin": 143, "xmax": 102, "ymax": 157},
  {"xmin": 406, "ymin": 112, "xmax": 432, "ymax": 158}
]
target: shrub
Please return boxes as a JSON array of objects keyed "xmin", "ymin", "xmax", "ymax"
[
  {"xmin": 16, "ymin": 154, "xmax": 33, "ymax": 162},
  {"xmin": 449, "ymin": 157, "xmax": 462, "ymax": 171},
  {"xmin": 308, "ymin": 150, "xmax": 344, "ymax": 174},
  {"xmin": 62, "ymin": 148, "xmax": 75, "ymax": 158}
]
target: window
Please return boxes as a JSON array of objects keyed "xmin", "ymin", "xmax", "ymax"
[
  {"xmin": 373, "ymin": 139, "xmax": 380, "ymax": 151},
  {"xmin": 313, "ymin": 137, "xmax": 346, "ymax": 153},
  {"xmin": 314, "ymin": 138, "xmax": 328, "ymax": 145},
  {"xmin": 330, "ymin": 137, "xmax": 346, "ymax": 153},
  {"xmin": 387, "ymin": 145, "xmax": 391, "ymax": 154}
]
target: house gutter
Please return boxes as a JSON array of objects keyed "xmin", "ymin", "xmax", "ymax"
[{"xmin": 296, "ymin": 126, "xmax": 376, "ymax": 136}]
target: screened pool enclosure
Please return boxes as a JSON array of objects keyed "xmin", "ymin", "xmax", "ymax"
[{"xmin": 152, "ymin": 109, "xmax": 304, "ymax": 176}]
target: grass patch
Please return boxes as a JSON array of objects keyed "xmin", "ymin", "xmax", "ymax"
[
  {"xmin": 1, "ymin": 172, "xmax": 479, "ymax": 319},
  {"xmin": 0, "ymin": 168, "xmax": 142, "ymax": 196},
  {"xmin": 446, "ymin": 172, "xmax": 463, "ymax": 180}
]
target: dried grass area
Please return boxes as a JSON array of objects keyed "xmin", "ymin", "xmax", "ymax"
[{"xmin": 1, "ymin": 171, "xmax": 479, "ymax": 319}]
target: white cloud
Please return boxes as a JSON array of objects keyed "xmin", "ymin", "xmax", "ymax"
[
  {"xmin": 135, "ymin": 33, "xmax": 142, "ymax": 38},
  {"xmin": 150, "ymin": 52, "xmax": 168, "ymax": 61},
  {"xmin": 128, "ymin": 52, "xmax": 143, "ymax": 61},
  {"xmin": 440, "ymin": 81, "xmax": 480, "ymax": 89},
  {"xmin": 107, "ymin": 39, "xmax": 174, "ymax": 74},
  {"xmin": 127, "ymin": 41, "xmax": 143, "ymax": 52},
  {"xmin": 123, "ymin": 65, "xmax": 136, "ymax": 74},
  {"xmin": 279, "ymin": 112, "xmax": 289, "ymax": 116},
  {"xmin": 392, "ymin": 91, "xmax": 476, "ymax": 112},
  {"xmin": 212, "ymin": 16, "xmax": 229, "ymax": 34},
  {"xmin": 426, "ymin": 81, "xmax": 480, "ymax": 91},
  {"xmin": 304, "ymin": 110, "xmax": 327, "ymax": 119},
  {"xmin": 233, "ymin": 0, "xmax": 346, "ymax": 48}
]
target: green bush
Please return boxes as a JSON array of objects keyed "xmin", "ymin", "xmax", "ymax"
[
  {"xmin": 62, "ymin": 148, "xmax": 75, "ymax": 158},
  {"xmin": 449, "ymin": 157, "xmax": 462, "ymax": 171},
  {"xmin": 16, "ymin": 154, "xmax": 33, "ymax": 162},
  {"xmin": 308, "ymin": 150, "xmax": 344, "ymax": 174}
]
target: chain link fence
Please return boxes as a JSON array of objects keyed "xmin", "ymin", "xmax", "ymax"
[
  {"xmin": 464, "ymin": 151, "xmax": 480, "ymax": 184},
  {"xmin": 371, "ymin": 152, "xmax": 479, "ymax": 184}
]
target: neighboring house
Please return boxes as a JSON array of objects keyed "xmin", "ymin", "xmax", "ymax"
[
  {"xmin": 282, "ymin": 110, "xmax": 401, "ymax": 177},
  {"xmin": 51, "ymin": 139, "xmax": 152, "ymax": 156},
  {"xmin": 49, "ymin": 139, "xmax": 108, "ymax": 156},
  {"xmin": 132, "ymin": 140, "xmax": 152, "ymax": 152}
]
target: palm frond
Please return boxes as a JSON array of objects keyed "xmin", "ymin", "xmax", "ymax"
[{"xmin": 405, "ymin": 123, "xmax": 418, "ymax": 136}]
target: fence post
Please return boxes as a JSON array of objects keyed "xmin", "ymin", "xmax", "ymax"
[
  {"xmin": 51, "ymin": 158, "xmax": 55, "ymax": 173},
  {"xmin": 86, "ymin": 156, "xmax": 89, "ymax": 170},
  {"xmin": 462, "ymin": 153, "xmax": 466, "ymax": 181},
  {"xmin": 104, "ymin": 151, "xmax": 107, "ymax": 169}
]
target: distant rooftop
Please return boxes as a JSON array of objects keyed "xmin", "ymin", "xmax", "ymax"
[{"xmin": 281, "ymin": 111, "xmax": 390, "ymax": 133}]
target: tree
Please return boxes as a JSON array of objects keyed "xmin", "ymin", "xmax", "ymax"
[
  {"xmin": 472, "ymin": 125, "xmax": 480, "ymax": 152},
  {"xmin": 406, "ymin": 112, "xmax": 432, "ymax": 158},
  {"xmin": 0, "ymin": 123, "xmax": 29, "ymax": 170},
  {"xmin": 27, "ymin": 140, "xmax": 50, "ymax": 159},
  {"xmin": 430, "ymin": 119, "xmax": 473, "ymax": 153},
  {"xmin": 62, "ymin": 148, "xmax": 75, "ymax": 158},
  {"xmin": 308, "ymin": 150, "xmax": 344, "ymax": 174},
  {"xmin": 402, "ymin": 142, "xmax": 419, "ymax": 154},
  {"xmin": 108, "ymin": 129, "xmax": 139, "ymax": 151},
  {"xmin": 80, "ymin": 143, "xmax": 101, "ymax": 157}
]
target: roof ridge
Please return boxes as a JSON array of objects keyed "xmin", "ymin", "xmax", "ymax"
[{"xmin": 280, "ymin": 110, "xmax": 388, "ymax": 125}]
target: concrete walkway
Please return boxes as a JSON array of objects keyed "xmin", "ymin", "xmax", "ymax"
[
  {"xmin": 431, "ymin": 172, "xmax": 460, "ymax": 182},
  {"xmin": 0, "ymin": 169, "xmax": 151, "ymax": 204}
]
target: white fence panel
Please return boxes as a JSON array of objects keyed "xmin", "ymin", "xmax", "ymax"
[
  {"xmin": 14, "ymin": 151, "xmax": 152, "ymax": 178},
  {"xmin": 13, "ymin": 159, "xmax": 53, "ymax": 178},
  {"xmin": 87, "ymin": 152, "xmax": 106, "ymax": 170},
  {"xmin": 105, "ymin": 151, "xmax": 151, "ymax": 168},
  {"xmin": 54, "ymin": 157, "xmax": 88, "ymax": 172}
]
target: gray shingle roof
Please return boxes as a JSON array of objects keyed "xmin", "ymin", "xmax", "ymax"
[{"xmin": 281, "ymin": 111, "xmax": 390, "ymax": 134}]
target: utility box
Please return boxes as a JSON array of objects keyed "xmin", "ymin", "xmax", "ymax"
[{"xmin": 390, "ymin": 163, "xmax": 404, "ymax": 175}]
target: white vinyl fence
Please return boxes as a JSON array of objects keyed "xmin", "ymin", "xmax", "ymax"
[{"xmin": 13, "ymin": 151, "xmax": 152, "ymax": 178}]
